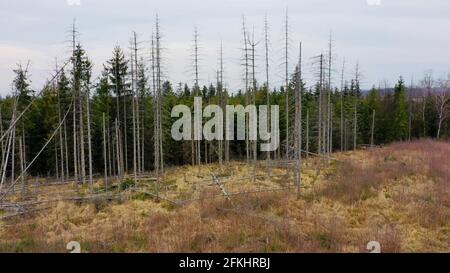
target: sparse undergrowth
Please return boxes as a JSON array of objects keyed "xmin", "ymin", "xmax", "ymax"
[{"xmin": 0, "ymin": 140, "xmax": 449, "ymax": 253}]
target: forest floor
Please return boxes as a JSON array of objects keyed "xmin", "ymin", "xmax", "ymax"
[{"xmin": 0, "ymin": 139, "xmax": 449, "ymax": 252}]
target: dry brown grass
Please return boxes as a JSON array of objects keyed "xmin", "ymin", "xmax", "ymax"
[{"xmin": 0, "ymin": 140, "xmax": 449, "ymax": 253}]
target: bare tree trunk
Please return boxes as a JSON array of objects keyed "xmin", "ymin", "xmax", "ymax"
[
  {"xmin": 0, "ymin": 106, "xmax": 4, "ymax": 169},
  {"xmin": 136, "ymin": 72, "xmax": 141, "ymax": 174},
  {"xmin": 11, "ymin": 99, "xmax": 16, "ymax": 184},
  {"xmin": 73, "ymin": 92, "xmax": 78, "ymax": 182},
  {"xmin": 103, "ymin": 113, "xmax": 108, "ymax": 190},
  {"xmin": 141, "ymin": 86, "xmax": 145, "ymax": 172},
  {"xmin": 437, "ymin": 121, "xmax": 442, "ymax": 139},
  {"xmin": 422, "ymin": 96, "xmax": 427, "ymax": 137},
  {"xmin": 193, "ymin": 27, "xmax": 201, "ymax": 169},
  {"xmin": 157, "ymin": 20, "xmax": 164, "ymax": 173},
  {"xmin": 408, "ymin": 78, "xmax": 413, "ymax": 141},
  {"xmin": 115, "ymin": 118, "xmax": 121, "ymax": 181},
  {"xmin": 108, "ymin": 118, "xmax": 114, "ymax": 177},
  {"xmin": 296, "ymin": 42, "xmax": 303, "ymax": 199},
  {"xmin": 264, "ymin": 16, "xmax": 271, "ymax": 161},
  {"xmin": 306, "ymin": 109, "xmax": 309, "ymax": 160},
  {"xmin": 114, "ymin": 56, "xmax": 122, "ymax": 176},
  {"xmin": 55, "ymin": 141, "xmax": 59, "ymax": 180},
  {"xmin": 19, "ymin": 136, "xmax": 25, "ymax": 198},
  {"xmin": 327, "ymin": 33, "xmax": 333, "ymax": 160},
  {"xmin": 153, "ymin": 15, "xmax": 164, "ymax": 198},
  {"xmin": 327, "ymin": 105, "xmax": 332, "ymax": 156},
  {"xmin": 340, "ymin": 59, "xmax": 345, "ymax": 152},
  {"xmin": 56, "ymin": 64, "xmax": 65, "ymax": 183},
  {"xmin": 86, "ymin": 83, "xmax": 93, "ymax": 189},
  {"xmin": 353, "ymin": 63, "xmax": 360, "ymax": 151},
  {"xmin": 317, "ymin": 54, "xmax": 324, "ymax": 156},
  {"xmin": 242, "ymin": 16, "xmax": 250, "ymax": 164},
  {"xmin": 435, "ymin": 92, "xmax": 450, "ymax": 139},
  {"xmin": 22, "ymin": 130, "xmax": 26, "ymax": 184},
  {"xmin": 130, "ymin": 40, "xmax": 137, "ymax": 183},
  {"xmin": 223, "ymin": 50, "xmax": 229, "ymax": 164},
  {"xmin": 0, "ymin": 129, "xmax": 13, "ymax": 191},
  {"xmin": 71, "ymin": 25, "xmax": 79, "ymax": 184},
  {"xmin": 344, "ymin": 118, "xmax": 348, "ymax": 151},
  {"xmin": 123, "ymin": 89, "xmax": 128, "ymax": 173},
  {"xmin": 79, "ymin": 88, "xmax": 86, "ymax": 184},
  {"xmin": 353, "ymin": 102, "xmax": 357, "ymax": 151},
  {"xmin": 248, "ymin": 29, "xmax": 257, "ymax": 181},
  {"xmin": 217, "ymin": 75, "xmax": 223, "ymax": 165},
  {"xmin": 217, "ymin": 42, "xmax": 225, "ymax": 165},
  {"xmin": 371, "ymin": 109, "xmax": 375, "ymax": 146},
  {"xmin": 132, "ymin": 33, "xmax": 142, "ymax": 174},
  {"xmin": 64, "ymin": 120, "xmax": 69, "ymax": 180},
  {"xmin": 284, "ymin": 9, "xmax": 290, "ymax": 159},
  {"xmin": 112, "ymin": 134, "xmax": 116, "ymax": 177}
]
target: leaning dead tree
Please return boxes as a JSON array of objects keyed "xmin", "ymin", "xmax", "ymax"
[
  {"xmin": 0, "ymin": 93, "xmax": 75, "ymax": 201},
  {"xmin": 0, "ymin": 58, "xmax": 70, "ymax": 196}
]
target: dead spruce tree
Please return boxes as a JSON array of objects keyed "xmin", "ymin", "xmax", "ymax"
[
  {"xmin": 86, "ymin": 69, "xmax": 93, "ymax": 189},
  {"xmin": 313, "ymin": 53, "xmax": 326, "ymax": 157},
  {"xmin": 55, "ymin": 61, "xmax": 65, "ymax": 184},
  {"xmin": 218, "ymin": 43, "xmax": 230, "ymax": 164},
  {"xmin": 241, "ymin": 15, "xmax": 251, "ymax": 163},
  {"xmin": 295, "ymin": 42, "xmax": 303, "ymax": 198},
  {"xmin": 340, "ymin": 59, "xmax": 345, "ymax": 152},
  {"xmin": 103, "ymin": 112, "xmax": 108, "ymax": 189},
  {"xmin": 217, "ymin": 42, "xmax": 225, "ymax": 165},
  {"xmin": 130, "ymin": 33, "xmax": 138, "ymax": 182},
  {"xmin": 248, "ymin": 28, "xmax": 258, "ymax": 179},
  {"xmin": 188, "ymin": 27, "xmax": 202, "ymax": 168},
  {"xmin": 283, "ymin": 9, "xmax": 290, "ymax": 159},
  {"xmin": 70, "ymin": 21, "xmax": 79, "ymax": 183},
  {"xmin": 137, "ymin": 58, "xmax": 147, "ymax": 173},
  {"xmin": 353, "ymin": 62, "xmax": 361, "ymax": 151},
  {"xmin": 326, "ymin": 33, "xmax": 334, "ymax": 159},
  {"xmin": 153, "ymin": 15, "xmax": 164, "ymax": 197},
  {"xmin": 264, "ymin": 15, "xmax": 271, "ymax": 161}
]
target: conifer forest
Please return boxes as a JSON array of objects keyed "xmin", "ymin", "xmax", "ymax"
[{"xmin": 0, "ymin": 1, "xmax": 448, "ymax": 255}]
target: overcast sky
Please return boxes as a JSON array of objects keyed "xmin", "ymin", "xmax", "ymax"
[{"xmin": 1, "ymin": 0, "xmax": 450, "ymax": 95}]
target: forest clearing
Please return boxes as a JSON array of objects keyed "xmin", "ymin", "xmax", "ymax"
[{"xmin": 0, "ymin": 139, "xmax": 448, "ymax": 253}]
